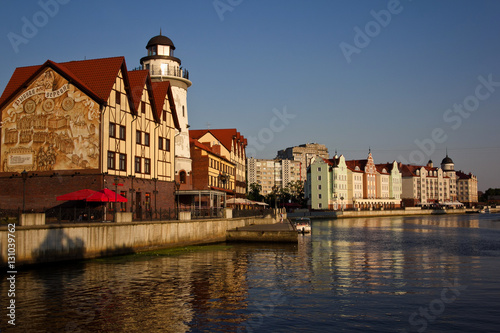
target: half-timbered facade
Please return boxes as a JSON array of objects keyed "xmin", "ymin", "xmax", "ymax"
[{"xmin": 0, "ymin": 57, "xmax": 180, "ymax": 218}]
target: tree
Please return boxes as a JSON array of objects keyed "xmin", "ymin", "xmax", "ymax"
[
  {"xmin": 286, "ymin": 180, "xmax": 305, "ymax": 206},
  {"xmin": 247, "ymin": 183, "xmax": 264, "ymax": 202}
]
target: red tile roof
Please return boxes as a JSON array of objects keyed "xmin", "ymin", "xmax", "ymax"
[
  {"xmin": 150, "ymin": 81, "xmax": 180, "ymax": 130},
  {"xmin": 0, "ymin": 57, "xmax": 132, "ymax": 112},
  {"xmin": 456, "ymin": 170, "xmax": 475, "ymax": 179},
  {"xmin": 189, "ymin": 138, "xmax": 233, "ymax": 164},
  {"xmin": 375, "ymin": 163, "xmax": 396, "ymax": 174},
  {"xmin": 345, "ymin": 159, "xmax": 367, "ymax": 172},
  {"xmin": 127, "ymin": 70, "xmax": 149, "ymax": 114},
  {"xmin": 189, "ymin": 129, "xmax": 247, "ymax": 152}
]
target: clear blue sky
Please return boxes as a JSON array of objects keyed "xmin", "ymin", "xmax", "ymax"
[{"xmin": 1, "ymin": 0, "xmax": 499, "ymax": 191}]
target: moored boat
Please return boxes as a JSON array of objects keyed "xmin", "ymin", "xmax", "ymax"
[{"xmin": 294, "ymin": 217, "xmax": 311, "ymax": 233}]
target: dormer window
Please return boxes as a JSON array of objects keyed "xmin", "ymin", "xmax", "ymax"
[{"xmin": 148, "ymin": 46, "xmax": 157, "ymax": 56}]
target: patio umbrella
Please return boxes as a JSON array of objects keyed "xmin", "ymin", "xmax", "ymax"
[
  {"xmin": 56, "ymin": 189, "xmax": 98, "ymax": 201},
  {"xmin": 86, "ymin": 189, "xmax": 127, "ymax": 202}
]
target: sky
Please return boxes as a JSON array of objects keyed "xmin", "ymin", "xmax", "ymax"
[{"xmin": 0, "ymin": 0, "xmax": 499, "ymax": 191}]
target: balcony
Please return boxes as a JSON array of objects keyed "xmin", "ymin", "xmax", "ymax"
[{"xmin": 132, "ymin": 66, "xmax": 190, "ymax": 81}]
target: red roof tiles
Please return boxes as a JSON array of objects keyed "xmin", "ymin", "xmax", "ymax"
[{"xmin": 189, "ymin": 129, "xmax": 247, "ymax": 152}]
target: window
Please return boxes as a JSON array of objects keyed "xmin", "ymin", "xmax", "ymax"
[
  {"xmin": 136, "ymin": 130, "xmax": 142, "ymax": 145},
  {"xmin": 119, "ymin": 125, "xmax": 126, "ymax": 140},
  {"xmin": 318, "ymin": 194, "xmax": 322, "ymax": 199},
  {"xmin": 119, "ymin": 153, "xmax": 126, "ymax": 171},
  {"xmin": 318, "ymin": 167, "xmax": 321, "ymax": 172},
  {"xmin": 135, "ymin": 157, "xmax": 141, "ymax": 173},
  {"xmin": 180, "ymin": 171, "xmax": 186, "ymax": 184},
  {"xmin": 141, "ymin": 102, "xmax": 146, "ymax": 114},
  {"xmin": 107, "ymin": 151, "xmax": 115, "ymax": 170},
  {"xmin": 165, "ymin": 138, "xmax": 170, "ymax": 151},
  {"xmin": 145, "ymin": 193, "xmax": 151, "ymax": 211},
  {"xmin": 158, "ymin": 137, "xmax": 163, "ymax": 150},
  {"xmin": 318, "ymin": 185, "xmax": 322, "ymax": 190},
  {"xmin": 318, "ymin": 175, "xmax": 322, "ymax": 181},
  {"xmin": 115, "ymin": 91, "xmax": 121, "ymax": 105},
  {"xmin": 109, "ymin": 123, "xmax": 116, "ymax": 138},
  {"xmin": 162, "ymin": 111, "xmax": 167, "ymax": 122},
  {"xmin": 144, "ymin": 133, "xmax": 150, "ymax": 147},
  {"xmin": 144, "ymin": 158, "xmax": 151, "ymax": 174}
]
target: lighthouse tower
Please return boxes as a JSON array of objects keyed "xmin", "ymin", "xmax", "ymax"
[
  {"xmin": 140, "ymin": 32, "xmax": 192, "ymax": 187},
  {"xmin": 441, "ymin": 151, "xmax": 457, "ymax": 201}
]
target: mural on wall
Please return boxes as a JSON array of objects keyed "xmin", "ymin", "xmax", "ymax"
[{"xmin": 1, "ymin": 68, "xmax": 100, "ymax": 172}]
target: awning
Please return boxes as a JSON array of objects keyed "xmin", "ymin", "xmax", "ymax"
[
  {"xmin": 56, "ymin": 188, "xmax": 127, "ymax": 202},
  {"xmin": 56, "ymin": 189, "xmax": 98, "ymax": 201},
  {"xmin": 86, "ymin": 189, "xmax": 127, "ymax": 202}
]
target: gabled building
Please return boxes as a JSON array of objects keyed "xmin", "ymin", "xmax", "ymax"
[
  {"xmin": 375, "ymin": 161, "xmax": 402, "ymax": 201},
  {"xmin": 307, "ymin": 151, "xmax": 401, "ymax": 210},
  {"xmin": 0, "ymin": 55, "xmax": 180, "ymax": 217},
  {"xmin": 456, "ymin": 170, "xmax": 478, "ymax": 206},
  {"xmin": 189, "ymin": 129, "xmax": 247, "ymax": 197},
  {"xmin": 400, "ymin": 160, "xmax": 452, "ymax": 207},
  {"xmin": 307, "ymin": 154, "xmax": 348, "ymax": 210}
]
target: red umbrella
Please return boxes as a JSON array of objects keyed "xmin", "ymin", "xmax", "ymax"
[
  {"xmin": 86, "ymin": 189, "xmax": 127, "ymax": 202},
  {"xmin": 56, "ymin": 189, "xmax": 98, "ymax": 201}
]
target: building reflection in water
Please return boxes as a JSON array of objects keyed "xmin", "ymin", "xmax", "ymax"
[{"xmin": 309, "ymin": 216, "xmax": 482, "ymax": 296}]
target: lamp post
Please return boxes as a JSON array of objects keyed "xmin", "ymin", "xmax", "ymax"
[
  {"xmin": 129, "ymin": 175, "xmax": 135, "ymax": 214},
  {"xmin": 21, "ymin": 170, "xmax": 28, "ymax": 213},
  {"xmin": 153, "ymin": 178, "xmax": 158, "ymax": 219},
  {"xmin": 114, "ymin": 176, "xmax": 119, "ymax": 220}
]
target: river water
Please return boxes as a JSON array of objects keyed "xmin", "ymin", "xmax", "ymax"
[{"xmin": 2, "ymin": 214, "xmax": 500, "ymax": 332}]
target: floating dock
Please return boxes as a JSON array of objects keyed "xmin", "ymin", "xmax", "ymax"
[{"xmin": 226, "ymin": 219, "xmax": 298, "ymax": 243}]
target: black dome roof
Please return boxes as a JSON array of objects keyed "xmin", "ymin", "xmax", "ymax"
[
  {"xmin": 146, "ymin": 34, "xmax": 175, "ymax": 50},
  {"xmin": 441, "ymin": 155, "xmax": 454, "ymax": 164}
]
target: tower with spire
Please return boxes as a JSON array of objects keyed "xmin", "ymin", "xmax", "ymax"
[
  {"xmin": 441, "ymin": 149, "xmax": 457, "ymax": 201},
  {"xmin": 140, "ymin": 31, "xmax": 192, "ymax": 186}
]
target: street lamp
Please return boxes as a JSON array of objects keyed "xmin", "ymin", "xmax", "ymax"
[
  {"xmin": 114, "ymin": 176, "xmax": 119, "ymax": 220},
  {"xmin": 21, "ymin": 170, "xmax": 28, "ymax": 213}
]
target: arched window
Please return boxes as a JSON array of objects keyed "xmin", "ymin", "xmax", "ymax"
[{"xmin": 179, "ymin": 171, "xmax": 186, "ymax": 184}]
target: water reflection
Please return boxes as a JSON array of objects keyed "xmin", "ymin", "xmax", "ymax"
[{"xmin": 1, "ymin": 214, "xmax": 500, "ymax": 332}]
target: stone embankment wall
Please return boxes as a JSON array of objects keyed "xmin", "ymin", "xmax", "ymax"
[
  {"xmin": 289, "ymin": 208, "xmax": 472, "ymax": 219},
  {"xmin": 0, "ymin": 217, "xmax": 274, "ymax": 266}
]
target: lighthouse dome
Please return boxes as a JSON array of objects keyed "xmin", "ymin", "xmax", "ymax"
[{"xmin": 146, "ymin": 34, "xmax": 175, "ymax": 50}]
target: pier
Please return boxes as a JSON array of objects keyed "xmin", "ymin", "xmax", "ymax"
[{"xmin": 226, "ymin": 219, "xmax": 298, "ymax": 243}]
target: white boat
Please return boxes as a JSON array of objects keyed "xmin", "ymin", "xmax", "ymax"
[{"xmin": 294, "ymin": 218, "xmax": 311, "ymax": 233}]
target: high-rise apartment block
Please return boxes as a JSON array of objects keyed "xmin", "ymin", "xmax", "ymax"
[
  {"xmin": 247, "ymin": 158, "xmax": 301, "ymax": 195},
  {"xmin": 277, "ymin": 143, "xmax": 329, "ymax": 180}
]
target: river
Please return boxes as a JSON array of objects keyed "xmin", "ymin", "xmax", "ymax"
[{"xmin": 1, "ymin": 213, "xmax": 500, "ymax": 332}]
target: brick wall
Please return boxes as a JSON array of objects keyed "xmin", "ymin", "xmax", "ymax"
[
  {"xmin": 0, "ymin": 170, "xmax": 175, "ymax": 215},
  {"xmin": 190, "ymin": 149, "xmax": 210, "ymax": 191}
]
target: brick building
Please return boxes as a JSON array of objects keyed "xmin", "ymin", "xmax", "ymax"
[{"xmin": 189, "ymin": 129, "xmax": 247, "ymax": 197}]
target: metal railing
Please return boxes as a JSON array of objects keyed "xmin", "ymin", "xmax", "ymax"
[{"xmin": 131, "ymin": 66, "xmax": 189, "ymax": 80}]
